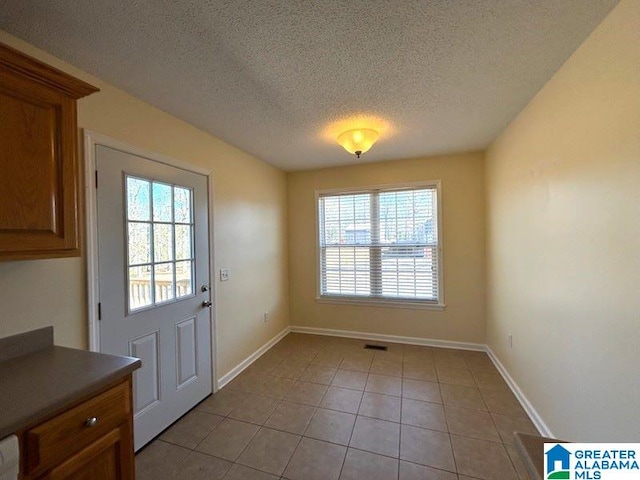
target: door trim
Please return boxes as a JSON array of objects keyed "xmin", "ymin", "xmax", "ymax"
[{"xmin": 83, "ymin": 130, "xmax": 219, "ymax": 392}]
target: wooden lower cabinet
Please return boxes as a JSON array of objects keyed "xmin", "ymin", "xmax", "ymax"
[
  {"xmin": 20, "ymin": 377, "xmax": 135, "ymax": 480},
  {"xmin": 41, "ymin": 426, "xmax": 132, "ymax": 480}
]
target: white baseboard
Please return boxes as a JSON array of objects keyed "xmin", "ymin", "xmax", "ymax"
[
  {"xmin": 217, "ymin": 326, "xmax": 291, "ymax": 389},
  {"xmin": 290, "ymin": 325, "xmax": 485, "ymax": 351},
  {"xmin": 486, "ymin": 346, "xmax": 553, "ymax": 437}
]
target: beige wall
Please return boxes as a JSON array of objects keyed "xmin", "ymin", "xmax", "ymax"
[
  {"xmin": 288, "ymin": 153, "xmax": 486, "ymax": 343},
  {"xmin": 0, "ymin": 31, "xmax": 289, "ymax": 378},
  {"xmin": 485, "ymin": 0, "xmax": 640, "ymax": 441}
]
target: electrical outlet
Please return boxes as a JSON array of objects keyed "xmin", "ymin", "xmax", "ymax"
[
  {"xmin": 263, "ymin": 311, "xmax": 269, "ymax": 323},
  {"xmin": 220, "ymin": 269, "xmax": 229, "ymax": 281},
  {"xmin": 508, "ymin": 334, "xmax": 513, "ymax": 348}
]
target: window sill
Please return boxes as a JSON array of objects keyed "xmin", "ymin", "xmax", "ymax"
[{"xmin": 316, "ymin": 296, "xmax": 446, "ymax": 311}]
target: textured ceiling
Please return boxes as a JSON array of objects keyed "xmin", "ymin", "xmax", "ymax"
[{"xmin": 0, "ymin": 1, "xmax": 618, "ymax": 171}]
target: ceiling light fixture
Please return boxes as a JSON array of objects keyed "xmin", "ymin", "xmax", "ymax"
[{"xmin": 337, "ymin": 128, "xmax": 379, "ymax": 158}]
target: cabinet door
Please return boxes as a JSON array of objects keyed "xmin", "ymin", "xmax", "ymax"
[
  {"xmin": 0, "ymin": 71, "xmax": 80, "ymax": 259},
  {"xmin": 41, "ymin": 426, "xmax": 134, "ymax": 480},
  {"xmin": 0, "ymin": 42, "xmax": 97, "ymax": 261}
]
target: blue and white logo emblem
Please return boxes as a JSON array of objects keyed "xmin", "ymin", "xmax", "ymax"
[{"xmin": 544, "ymin": 443, "xmax": 640, "ymax": 479}]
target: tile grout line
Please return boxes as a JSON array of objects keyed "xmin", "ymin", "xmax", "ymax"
[
  {"xmin": 278, "ymin": 426, "xmax": 305, "ymax": 480},
  {"xmin": 152, "ymin": 335, "xmax": 526, "ymax": 480},
  {"xmin": 212, "ymin": 374, "xmax": 288, "ymax": 477},
  {"xmin": 274, "ymin": 370, "xmax": 312, "ymax": 478},
  {"xmin": 337, "ymin": 385, "xmax": 363, "ymax": 480},
  {"xmin": 441, "ymin": 382, "xmax": 460, "ymax": 477},
  {"xmin": 277, "ymin": 347, "xmax": 322, "ymax": 479}
]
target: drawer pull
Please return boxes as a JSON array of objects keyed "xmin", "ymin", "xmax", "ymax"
[{"xmin": 85, "ymin": 417, "xmax": 99, "ymax": 427}]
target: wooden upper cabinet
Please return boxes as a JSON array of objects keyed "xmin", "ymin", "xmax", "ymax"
[{"xmin": 0, "ymin": 42, "xmax": 98, "ymax": 261}]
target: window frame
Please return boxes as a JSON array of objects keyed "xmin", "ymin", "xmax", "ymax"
[
  {"xmin": 315, "ymin": 180, "xmax": 445, "ymax": 310},
  {"xmin": 123, "ymin": 174, "xmax": 196, "ymax": 315}
]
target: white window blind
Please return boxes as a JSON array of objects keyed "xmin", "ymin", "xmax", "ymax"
[{"xmin": 318, "ymin": 184, "xmax": 441, "ymax": 305}]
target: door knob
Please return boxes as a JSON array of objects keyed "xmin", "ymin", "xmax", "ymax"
[{"xmin": 202, "ymin": 301, "xmax": 212, "ymax": 308}]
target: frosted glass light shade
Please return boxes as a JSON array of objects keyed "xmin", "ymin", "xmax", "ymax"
[{"xmin": 337, "ymin": 128, "xmax": 379, "ymax": 157}]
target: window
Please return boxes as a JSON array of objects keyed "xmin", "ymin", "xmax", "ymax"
[
  {"xmin": 125, "ymin": 176, "xmax": 195, "ymax": 312},
  {"xmin": 317, "ymin": 182, "xmax": 443, "ymax": 308}
]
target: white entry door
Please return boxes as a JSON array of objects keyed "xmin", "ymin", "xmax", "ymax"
[{"xmin": 96, "ymin": 145, "xmax": 212, "ymax": 450}]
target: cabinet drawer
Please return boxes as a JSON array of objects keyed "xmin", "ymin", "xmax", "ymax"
[{"xmin": 25, "ymin": 381, "xmax": 130, "ymax": 475}]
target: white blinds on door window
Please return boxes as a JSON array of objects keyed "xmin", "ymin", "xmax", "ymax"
[{"xmin": 318, "ymin": 185, "xmax": 440, "ymax": 303}]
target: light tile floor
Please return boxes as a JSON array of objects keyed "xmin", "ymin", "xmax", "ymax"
[{"xmin": 136, "ymin": 333, "xmax": 537, "ymax": 480}]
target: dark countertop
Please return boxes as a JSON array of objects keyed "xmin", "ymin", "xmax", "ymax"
[
  {"xmin": 0, "ymin": 343, "xmax": 140, "ymax": 438},
  {"xmin": 514, "ymin": 432, "xmax": 568, "ymax": 480}
]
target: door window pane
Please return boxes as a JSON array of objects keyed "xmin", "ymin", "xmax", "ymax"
[
  {"xmin": 152, "ymin": 182, "xmax": 173, "ymax": 222},
  {"xmin": 127, "ymin": 177, "xmax": 151, "ymax": 221},
  {"xmin": 174, "ymin": 187, "xmax": 192, "ymax": 223},
  {"xmin": 128, "ymin": 222, "xmax": 151, "ymax": 265},
  {"xmin": 175, "ymin": 225, "xmax": 192, "ymax": 260},
  {"xmin": 176, "ymin": 261, "xmax": 193, "ymax": 298},
  {"xmin": 129, "ymin": 265, "xmax": 152, "ymax": 310},
  {"xmin": 154, "ymin": 263, "xmax": 174, "ymax": 303},
  {"xmin": 153, "ymin": 224, "xmax": 174, "ymax": 263}
]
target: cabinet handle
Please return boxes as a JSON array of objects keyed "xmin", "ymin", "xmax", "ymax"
[{"xmin": 85, "ymin": 416, "xmax": 99, "ymax": 427}]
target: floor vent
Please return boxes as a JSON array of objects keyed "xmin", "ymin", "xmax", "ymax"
[{"xmin": 364, "ymin": 344, "xmax": 388, "ymax": 351}]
